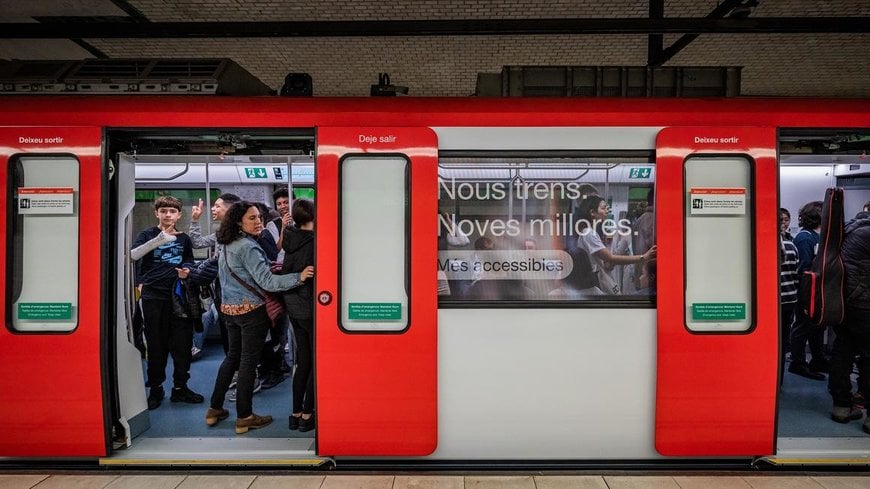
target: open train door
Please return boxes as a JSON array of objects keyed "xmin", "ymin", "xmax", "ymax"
[
  {"xmin": 0, "ymin": 127, "xmax": 107, "ymax": 457},
  {"xmin": 315, "ymin": 127, "xmax": 438, "ymax": 456},
  {"xmin": 654, "ymin": 127, "xmax": 779, "ymax": 456}
]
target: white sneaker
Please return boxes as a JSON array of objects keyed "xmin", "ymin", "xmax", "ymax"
[{"xmin": 227, "ymin": 377, "xmax": 261, "ymax": 403}]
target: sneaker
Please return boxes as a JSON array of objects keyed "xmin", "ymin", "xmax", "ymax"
[
  {"xmin": 228, "ymin": 378, "xmax": 261, "ymax": 402},
  {"xmin": 205, "ymin": 407, "xmax": 229, "ymax": 426},
  {"xmin": 261, "ymin": 372, "xmax": 285, "ymax": 390},
  {"xmin": 191, "ymin": 346, "xmax": 203, "ymax": 361},
  {"xmin": 298, "ymin": 413, "xmax": 316, "ymax": 433},
  {"xmin": 831, "ymin": 405, "xmax": 864, "ymax": 423},
  {"xmin": 229, "ymin": 371, "xmax": 239, "ymax": 389},
  {"xmin": 235, "ymin": 413, "xmax": 273, "ymax": 434},
  {"xmin": 171, "ymin": 386, "xmax": 204, "ymax": 404},
  {"xmin": 147, "ymin": 386, "xmax": 164, "ymax": 411}
]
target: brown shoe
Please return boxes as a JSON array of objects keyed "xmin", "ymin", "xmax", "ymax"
[
  {"xmin": 205, "ymin": 407, "xmax": 229, "ymax": 426},
  {"xmin": 235, "ymin": 413, "xmax": 273, "ymax": 434}
]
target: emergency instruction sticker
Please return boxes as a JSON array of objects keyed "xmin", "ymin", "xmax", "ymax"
[
  {"xmin": 689, "ymin": 188, "xmax": 746, "ymax": 215},
  {"xmin": 17, "ymin": 187, "xmax": 75, "ymax": 215},
  {"xmin": 348, "ymin": 302, "xmax": 402, "ymax": 321}
]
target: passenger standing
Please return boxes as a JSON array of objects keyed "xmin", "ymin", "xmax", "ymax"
[
  {"xmin": 779, "ymin": 208, "xmax": 799, "ymax": 385},
  {"xmin": 269, "ymin": 189, "xmax": 295, "ymax": 373},
  {"xmin": 189, "ymin": 193, "xmax": 241, "ymax": 250},
  {"xmin": 268, "ymin": 188, "xmax": 292, "ymax": 263},
  {"xmin": 131, "ymin": 196, "xmax": 203, "ymax": 410},
  {"xmin": 828, "ymin": 212, "xmax": 870, "ymax": 429},
  {"xmin": 190, "ymin": 193, "xmax": 241, "ymax": 354},
  {"xmin": 788, "ymin": 201, "xmax": 829, "ymax": 380},
  {"xmin": 575, "ymin": 195, "xmax": 655, "ymax": 295},
  {"xmin": 282, "ymin": 199, "xmax": 317, "ymax": 432},
  {"xmin": 632, "ymin": 189, "xmax": 655, "ymax": 287},
  {"xmin": 205, "ymin": 201, "xmax": 313, "ymax": 433},
  {"xmin": 252, "ymin": 201, "xmax": 286, "ymax": 391}
]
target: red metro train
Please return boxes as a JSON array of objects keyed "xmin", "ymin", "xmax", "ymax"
[{"xmin": 0, "ymin": 96, "xmax": 868, "ymax": 468}]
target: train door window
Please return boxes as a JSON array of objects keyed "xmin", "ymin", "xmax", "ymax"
[
  {"xmin": 684, "ymin": 156, "xmax": 753, "ymax": 332},
  {"xmin": 340, "ymin": 156, "xmax": 409, "ymax": 332},
  {"xmin": 437, "ymin": 155, "xmax": 655, "ymax": 304},
  {"xmin": 8, "ymin": 156, "xmax": 79, "ymax": 332}
]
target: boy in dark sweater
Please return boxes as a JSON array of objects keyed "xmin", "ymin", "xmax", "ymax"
[{"xmin": 132, "ymin": 195, "xmax": 203, "ymax": 410}]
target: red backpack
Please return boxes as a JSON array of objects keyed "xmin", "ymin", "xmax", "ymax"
[{"xmin": 798, "ymin": 187, "xmax": 846, "ymax": 326}]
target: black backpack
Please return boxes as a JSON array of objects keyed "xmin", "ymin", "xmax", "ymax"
[{"xmin": 798, "ymin": 187, "xmax": 846, "ymax": 327}]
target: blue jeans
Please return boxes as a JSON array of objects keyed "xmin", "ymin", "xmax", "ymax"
[
  {"xmin": 193, "ymin": 304, "xmax": 218, "ymax": 350},
  {"xmin": 210, "ymin": 306, "xmax": 269, "ymax": 418}
]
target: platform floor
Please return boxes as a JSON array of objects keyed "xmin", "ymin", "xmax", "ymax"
[{"xmin": 2, "ymin": 474, "xmax": 870, "ymax": 489}]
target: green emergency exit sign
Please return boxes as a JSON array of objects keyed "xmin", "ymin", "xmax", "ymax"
[
  {"xmin": 244, "ymin": 167, "xmax": 268, "ymax": 179},
  {"xmin": 629, "ymin": 168, "xmax": 652, "ymax": 179}
]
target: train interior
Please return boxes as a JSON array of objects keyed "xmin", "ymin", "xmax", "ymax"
[{"xmin": 105, "ymin": 128, "xmax": 870, "ymax": 464}]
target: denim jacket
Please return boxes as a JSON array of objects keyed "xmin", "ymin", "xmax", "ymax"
[{"xmin": 219, "ymin": 235, "xmax": 302, "ymax": 315}]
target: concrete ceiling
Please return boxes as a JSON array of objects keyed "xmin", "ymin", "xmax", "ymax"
[{"xmin": 1, "ymin": 0, "xmax": 868, "ymax": 97}]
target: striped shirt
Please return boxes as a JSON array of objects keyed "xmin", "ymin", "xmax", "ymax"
[{"xmin": 780, "ymin": 235, "xmax": 799, "ymax": 304}]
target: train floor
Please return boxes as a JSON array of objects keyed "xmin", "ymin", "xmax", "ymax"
[
  {"xmin": 141, "ymin": 342, "xmax": 311, "ymax": 440},
  {"xmin": 2, "ymin": 473, "xmax": 870, "ymax": 489},
  {"xmin": 778, "ymin": 359, "xmax": 867, "ymax": 439}
]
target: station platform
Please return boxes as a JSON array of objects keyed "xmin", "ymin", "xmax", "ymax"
[{"xmin": 2, "ymin": 473, "xmax": 870, "ymax": 489}]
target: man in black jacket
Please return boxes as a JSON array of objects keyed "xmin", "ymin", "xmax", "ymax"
[{"xmin": 828, "ymin": 214, "xmax": 870, "ymax": 431}]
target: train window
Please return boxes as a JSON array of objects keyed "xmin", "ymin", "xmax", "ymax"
[
  {"xmin": 438, "ymin": 155, "xmax": 655, "ymax": 305},
  {"xmin": 684, "ymin": 156, "xmax": 754, "ymax": 332},
  {"xmin": 7, "ymin": 156, "xmax": 80, "ymax": 332},
  {"xmin": 340, "ymin": 156, "xmax": 409, "ymax": 332}
]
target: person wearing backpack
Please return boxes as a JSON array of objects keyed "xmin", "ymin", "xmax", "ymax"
[
  {"xmin": 828, "ymin": 213, "xmax": 870, "ymax": 430},
  {"xmin": 788, "ymin": 201, "xmax": 830, "ymax": 380}
]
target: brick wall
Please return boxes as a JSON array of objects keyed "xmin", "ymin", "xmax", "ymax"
[{"xmin": 83, "ymin": 0, "xmax": 870, "ymax": 97}]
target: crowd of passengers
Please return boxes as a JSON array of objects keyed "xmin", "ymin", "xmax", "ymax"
[
  {"xmin": 779, "ymin": 199, "xmax": 870, "ymax": 434},
  {"xmin": 131, "ymin": 189, "xmax": 315, "ymax": 434}
]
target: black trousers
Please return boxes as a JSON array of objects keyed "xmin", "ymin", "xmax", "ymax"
[
  {"xmin": 291, "ymin": 316, "xmax": 315, "ymax": 414},
  {"xmin": 210, "ymin": 306, "xmax": 269, "ymax": 418},
  {"xmin": 260, "ymin": 316, "xmax": 285, "ymax": 375},
  {"xmin": 789, "ymin": 305, "xmax": 825, "ymax": 365},
  {"xmin": 780, "ymin": 301, "xmax": 796, "ymax": 385},
  {"xmin": 829, "ymin": 308, "xmax": 870, "ymax": 408},
  {"xmin": 141, "ymin": 297, "xmax": 193, "ymax": 389}
]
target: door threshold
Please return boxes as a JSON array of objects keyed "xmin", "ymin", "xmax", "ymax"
[
  {"xmin": 100, "ymin": 437, "xmax": 328, "ymax": 467},
  {"xmin": 760, "ymin": 437, "xmax": 870, "ymax": 466}
]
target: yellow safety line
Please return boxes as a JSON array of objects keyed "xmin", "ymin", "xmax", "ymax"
[
  {"xmin": 100, "ymin": 458, "xmax": 326, "ymax": 466},
  {"xmin": 765, "ymin": 458, "xmax": 870, "ymax": 465}
]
